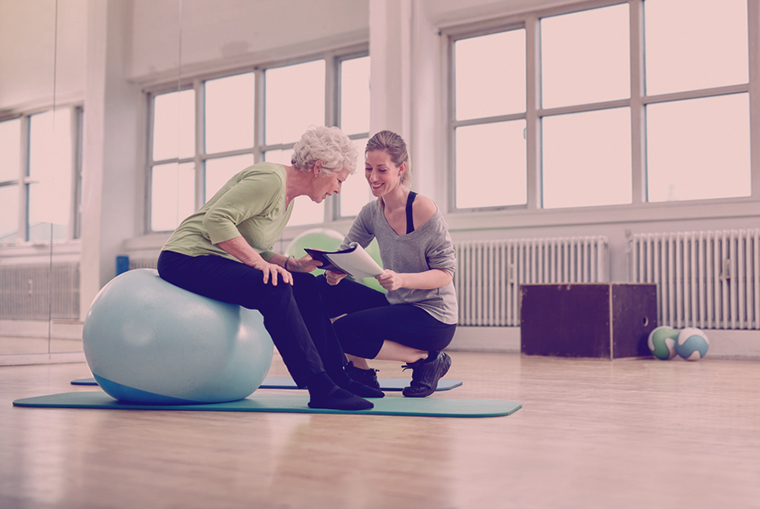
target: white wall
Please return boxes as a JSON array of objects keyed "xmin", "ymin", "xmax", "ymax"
[
  {"xmin": 0, "ymin": 0, "xmax": 87, "ymax": 112},
  {"xmin": 128, "ymin": 0, "xmax": 369, "ymax": 83}
]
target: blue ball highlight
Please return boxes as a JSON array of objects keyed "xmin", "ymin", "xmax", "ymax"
[{"xmin": 83, "ymin": 269, "xmax": 274, "ymax": 404}]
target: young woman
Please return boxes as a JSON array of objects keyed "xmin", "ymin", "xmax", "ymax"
[{"xmin": 317, "ymin": 131, "xmax": 458, "ymax": 397}]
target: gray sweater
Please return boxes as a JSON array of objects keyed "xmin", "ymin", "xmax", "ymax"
[{"xmin": 341, "ymin": 199, "xmax": 458, "ymax": 325}]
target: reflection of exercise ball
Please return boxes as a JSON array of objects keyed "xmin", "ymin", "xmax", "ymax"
[
  {"xmin": 286, "ymin": 228, "xmax": 345, "ymax": 276},
  {"xmin": 361, "ymin": 238, "xmax": 386, "ymax": 293},
  {"xmin": 83, "ymin": 269, "xmax": 273, "ymax": 404}
]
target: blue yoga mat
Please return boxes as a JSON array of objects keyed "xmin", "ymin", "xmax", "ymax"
[
  {"xmin": 71, "ymin": 376, "xmax": 463, "ymax": 391},
  {"xmin": 13, "ymin": 391, "xmax": 521, "ymax": 418}
]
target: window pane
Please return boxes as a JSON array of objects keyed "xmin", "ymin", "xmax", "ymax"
[
  {"xmin": 455, "ymin": 121, "xmax": 526, "ymax": 209},
  {"xmin": 205, "ymin": 154, "xmax": 254, "ymax": 202},
  {"xmin": 265, "ymin": 60, "xmax": 325, "ymax": 145},
  {"xmin": 646, "ymin": 94, "xmax": 750, "ymax": 202},
  {"xmin": 151, "ymin": 162, "xmax": 195, "ymax": 231},
  {"xmin": 205, "ymin": 73, "xmax": 255, "ymax": 154},
  {"xmin": 28, "ymin": 109, "xmax": 72, "ymax": 241},
  {"xmin": 542, "ymin": 108, "xmax": 632, "ymax": 208},
  {"xmin": 0, "ymin": 185, "xmax": 18, "ymax": 245},
  {"xmin": 541, "ymin": 5, "xmax": 630, "ymax": 108},
  {"xmin": 264, "ymin": 148, "xmax": 293, "ymax": 166},
  {"xmin": 264, "ymin": 149, "xmax": 324, "ymax": 225},
  {"xmin": 0, "ymin": 118, "xmax": 21, "ymax": 181},
  {"xmin": 340, "ymin": 138, "xmax": 371, "ymax": 217},
  {"xmin": 152, "ymin": 90, "xmax": 195, "ymax": 161},
  {"xmin": 455, "ymin": 30, "xmax": 526, "ymax": 119},
  {"xmin": 645, "ymin": 0, "xmax": 748, "ymax": 95},
  {"xmin": 340, "ymin": 57, "xmax": 370, "ymax": 134}
]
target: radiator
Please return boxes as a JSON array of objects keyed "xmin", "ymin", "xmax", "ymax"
[
  {"xmin": 454, "ymin": 236, "xmax": 609, "ymax": 326},
  {"xmin": 629, "ymin": 229, "xmax": 760, "ymax": 330},
  {"xmin": 0, "ymin": 263, "xmax": 80, "ymax": 320},
  {"xmin": 129, "ymin": 258, "xmax": 158, "ymax": 270}
]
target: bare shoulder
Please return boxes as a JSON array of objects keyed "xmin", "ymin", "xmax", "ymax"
[{"xmin": 412, "ymin": 194, "xmax": 438, "ymax": 226}]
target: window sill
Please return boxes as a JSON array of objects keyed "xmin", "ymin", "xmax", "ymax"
[
  {"xmin": 443, "ymin": 197, "xmax": 760, "ymax": 233},
  {"xmin": 0, "ymin": 240, "xmax": 81, "ymax": 263}
]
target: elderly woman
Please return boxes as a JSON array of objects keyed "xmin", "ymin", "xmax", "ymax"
[
  {"xmin": 318, "ymin": 130, "xmax": 458, "ymax": 398},
  {"xmin": 157, "ymin": 126, "xmax": 382, "ymax": 411}
]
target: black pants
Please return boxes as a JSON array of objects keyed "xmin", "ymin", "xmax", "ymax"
[
  {"xmin": 157, "ymin": 250, "xmax": 347, "ymax": 387},
  {"xmin": 316, "ymin": 276, "xmax": 457, "ymax": 359}
]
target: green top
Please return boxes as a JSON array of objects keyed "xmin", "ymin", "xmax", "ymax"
[{"xmin": 161, "ymin": 162, "xmax": 293, "ymax": 262}]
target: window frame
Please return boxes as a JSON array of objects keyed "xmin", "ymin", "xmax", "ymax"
[
  {"xmin": 334, "ymin": 51, "xmax": 372, "ymax": 219},
  {"xmin": 0, "ymin": 104, "xmax": 83, "ymax": 247},
  {"xmin": 444, "ymin": 0, "xmax": 760, "ymax": 219},
  {"xmin": 144, "ymin": 46, "xmax": 369, "ymax": 234}
]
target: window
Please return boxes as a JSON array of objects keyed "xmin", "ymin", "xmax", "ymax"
[
  {"xmin": 265, "ymin": 60, "xmax": 326, "ymax": 226},
  {"xmin": 449, "ymin": 0, "xmax": 754, "ymax": 213},
  {"xmin": 542, "ymin": 108, "xmax": 631, "ymax": 208},
  {"xmin": 0, "ymin": 107, "xmax": 82, "ymax": 246},
  {"xmin": 540, "ymin": 5, "xmax": 630, "ymax": 109},
  {"xmin": 338, "ymin": 55, "xmax": 371, "ymax": 217},
  {"xmin": 147, "ymin": 51, "xmax": 369, "ymax": 232},
  {"xmin": 452, "ymin": 29, "xmax": 526, "ymax": 209},
  {"xmin": 644, "ymin": 0, "xmax": 750, "ymax": 202},
  {"xmin": 646, "ymin": 94, "xmax": 750, "ymax": 202},
  {"xmin": 0, "ymin": 118, "xmax": 21, "ymax": 245},
  {"xmin": 149, "ymin": 89, "xmax": 196, "ymax": 232}
]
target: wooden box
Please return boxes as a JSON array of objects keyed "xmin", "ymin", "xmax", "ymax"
[{"xmin": 520, "ymin": 283, "xmax": 657, "ymax": 359}]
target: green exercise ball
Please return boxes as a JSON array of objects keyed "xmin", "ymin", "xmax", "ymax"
[{"xmin": 286, "ymin": 228, "xmax": 345, "ymax": 276}]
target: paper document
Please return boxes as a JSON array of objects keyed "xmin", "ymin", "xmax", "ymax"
[{"xmin": 304, "ymin": 242, "xmax": 384, "ymax": 279}]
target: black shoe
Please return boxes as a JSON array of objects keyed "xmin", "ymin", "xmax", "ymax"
[
  {"xmin": 345, "ymin": 361, "xmax": 381, "ymax": 390},
  {"xmin": 401, "ymin": 351, "xmax": 452, "ymax": 398},
  {"xmin": 308, "ymin": 386, "xmax": 374, "ymax": 411},
  {"xmin": 329, "ymin": 368, "xmax": 384, "ymax": 398}
]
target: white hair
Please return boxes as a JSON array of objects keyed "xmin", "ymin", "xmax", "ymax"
[{"xmin": 291, "ymin": 126, "xmax": 358, "ymax": 175}]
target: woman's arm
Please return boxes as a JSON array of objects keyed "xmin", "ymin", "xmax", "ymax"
[
  {"xmin": 376, "ymin": 268, "xmax": 452, "ymax": 292},
  {"xmin": 268, "ymin": 252, "xmax": 322, "ymax": 274},
  {"xmin": 217, "ymin": 236, "xmax": 292, "ymax": 286}
]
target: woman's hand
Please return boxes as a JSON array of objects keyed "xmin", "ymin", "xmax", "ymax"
[
  {"xmin": 325, "ymin": 270, "xmax": 348, "ymax": 286},
  {"xmin": 217, "ymin": 237, "xmax": 293, "ymax": 286},
  {"xmin": 251, "ymin": 259, "xmax": 292, "ymax": 286},
  {"xmin": 376, "ymin": 270, "xmax": 404, "ymax": 291},
  {"xmin": 288, "ymin": 255, "xmax": 322, "ymax": 274}
]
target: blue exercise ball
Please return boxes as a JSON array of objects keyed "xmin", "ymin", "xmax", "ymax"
[
  {"xmin": 83, "ymin": 269, "xmax": 274, "ymax": 404},
  {"xmin": 675, "ymin": 327, "xmax": 710, "ymax": 361}
]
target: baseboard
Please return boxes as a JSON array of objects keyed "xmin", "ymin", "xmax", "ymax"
[
  {"xmin": 0, "ymin": 351, "xmax": 85, "ymax": 366},
  {"xmin": 448, "ymin": 326, "xmax": 760, "ymax": 360},
  {"xmin": 0, "ymin": 320, "xmax": 84, "ymax": 340},
  {"xmin": 448, "ymin": 327, "xmax": 521, "ymax": 353}
]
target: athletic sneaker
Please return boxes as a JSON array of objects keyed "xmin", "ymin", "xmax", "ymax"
[
  {"xmin": 345, "ymin": 361, "xmax": 381, "ymax": 390},
  {"xmin": 401, "ymin": 351, "xmax": 452, "ymax": 398}
]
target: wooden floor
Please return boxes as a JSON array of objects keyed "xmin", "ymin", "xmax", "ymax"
[{"xmin": 2, "ymin": 351, "xmax": 760, "ymax": 509}]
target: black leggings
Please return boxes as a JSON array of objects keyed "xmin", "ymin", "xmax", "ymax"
[
  {"xmin": 316, "ymin": 276, "xmax": 457, "ymax": 359},
  {"xmin": 157, "ymin": 250, "xmax": 347, "ymax": 387}
]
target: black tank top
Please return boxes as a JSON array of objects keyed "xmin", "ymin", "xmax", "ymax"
[{"xmin": 406, "ymin": 191, "xmax": 417, "ymax": 234}]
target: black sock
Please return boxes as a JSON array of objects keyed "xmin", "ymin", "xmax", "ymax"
[
  {"xmin": 306, "ymin": 372, "xmax": 337, "ymax": 397},
  {"xmin": 307, "ymin": 372, "xmax": 374, "ymax": 411}
]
